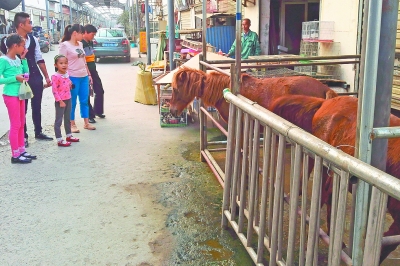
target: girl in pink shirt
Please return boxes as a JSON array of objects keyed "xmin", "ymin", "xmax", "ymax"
[
  {"xmin": 52, "ymin": 54, "xmax": 79, "ymax": 147},
  {"xmin": 59, "ymin": 24, "xmax": 95, "ymax": 133}
]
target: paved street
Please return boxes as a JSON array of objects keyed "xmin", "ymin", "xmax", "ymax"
[{"xmin": 0, "ymin": 46, "xmax": 202, "ymax": 265}]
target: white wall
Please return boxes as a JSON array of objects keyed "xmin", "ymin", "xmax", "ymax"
[
  {"xmin": 259, "ymin": 0, "xmax": 271, "ymax": 55},
  {"xmin": 244, "ymin": 5, "xmax": 259, "ymax": 35},
  {"xmin": 320, "ymin": 0, "xmax": 360, "ymax": 90}
]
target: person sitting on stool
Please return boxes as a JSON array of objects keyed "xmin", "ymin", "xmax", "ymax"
[{"xmin": 225, "ymin": 18, "xmax": 261, "ymax": 59}]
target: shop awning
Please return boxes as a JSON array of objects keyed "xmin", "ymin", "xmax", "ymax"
[{"xmin": 194, "ymin": 13, "xmax": 235, "ymax": 20}]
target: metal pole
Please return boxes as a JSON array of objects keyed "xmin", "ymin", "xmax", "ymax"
[
  {"xmin": 136, "ymin": 0, "xmax": 141, "ymax": 58},
  {"xmin": 60, "ymin": 0, "xmax": 64, "ymax": 36},
  {"xmin": 167, "ymin": 0, "xmax": 175, "ymax": 70},
  {"xmin": 202, "ymin": 0, "xmax": 207, "ymax": 62},
  {"xmin": 145, "ymin": 0, "xmax": 151, "ymax": 65},
  {"xmin": 45, "ymin": 0, "xmax": 50, "ymax": 32},
  {"xmin": 69, "ymin": 0, "xmax": 72, "ymax": 24},
  {"xmin": 234, "ymin": 0, "xmax": 242, "ymax": 94},
  {"xmin": 131, "ymin": 0, "xmax": 134, "ymax": 37},
  {"xmin": 21, "ymin": 0, "xmax": 26, "ymax": 12},
  {"xmin": 352, "ymin": 0, "xmax": 383, "ymax": 264}
]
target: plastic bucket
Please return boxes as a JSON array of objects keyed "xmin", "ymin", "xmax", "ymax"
[{"xmin": 130, "ymin": 42, "xmax": 136, "ymax": 48}]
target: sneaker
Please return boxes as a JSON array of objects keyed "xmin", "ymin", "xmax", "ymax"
[
  {"xmin": 88, "ymin": 118, "xmax": 96, "ymax": 123},
  {"xmin": 96, "ymin": 114, "xmax": 106, "ymax": 118},
  {"xmin": 71, "ymin": 124, "xmax": 80, "ymax": 133},
  {"xmin": 66, "ymin": 136, "xmax": 80, "ymax": 142},
  {"xmin": 11, "ymin": 155, "xmax": 32, "ymax": 164},
  {"xmin": 58, "ymin": 140, "xmax": 71, "ymax": 147},
  {"xmin": 84, "ymin": 123, "xmax": 96, "ymax": 130}
]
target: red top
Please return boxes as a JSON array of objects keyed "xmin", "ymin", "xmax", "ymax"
[{"xmin": 52, "ymin": 72, "xmax": 72, "ymax": 102}]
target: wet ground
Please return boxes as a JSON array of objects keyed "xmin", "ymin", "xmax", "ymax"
[{"xmin": 158, "ymin": 135, "xmax": 253, "ymax": 265}]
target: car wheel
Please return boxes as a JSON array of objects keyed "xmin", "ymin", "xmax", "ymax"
[
  {"xmin": 124, "ymin": 56, "xmax": 131, "ymax": 63},
  {"xmin": 41, "ymin": 47, "xmax": 49, "ymax": 53}
]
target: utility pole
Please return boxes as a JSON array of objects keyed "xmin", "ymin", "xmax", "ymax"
[
  {"xmin": 21, "ymin": 0, "xmax": 25, "ymax": 11},
  {"xmin": 60, "ymin": 0, "xmax": 64, "ymax": 36},
  {"xmin": 69, "ymin": 0, "xmax": 72, "ymax": 24},
  {"xmin": 145, "ymin": 0, "xmax": 150, "ymax": 64}
]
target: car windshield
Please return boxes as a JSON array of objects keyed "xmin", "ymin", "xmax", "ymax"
[{"xmin": 97, "ymin": 29, "xmax": 124, "ymax": 38}]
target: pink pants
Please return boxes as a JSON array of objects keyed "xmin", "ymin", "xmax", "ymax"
[{"xmin": 3, "ymin": 95, "xmax": 26, "ymax": 157}]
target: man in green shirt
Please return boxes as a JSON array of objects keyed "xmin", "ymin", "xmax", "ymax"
[{"xmin": 226, "ymin": 18, "xmax": 261, "ymax": 59}]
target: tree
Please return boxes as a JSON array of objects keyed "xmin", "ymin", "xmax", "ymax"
[{"xmin": 117, "ymin": 10, "xmax": 132, "ymax": 36}]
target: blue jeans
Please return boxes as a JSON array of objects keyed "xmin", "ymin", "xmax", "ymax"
[{"xmin": 70, "ymin": 76, "xmax": 89, "ymax": 120}]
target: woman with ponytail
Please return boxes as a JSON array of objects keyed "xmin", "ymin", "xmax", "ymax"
[
  {"xmin": 59, "ymin": 24, "xmax": 95, "ymax": 133},
  {"xmin": 1, "ymin": 34, "xmax": 37, "ymax": 163}
]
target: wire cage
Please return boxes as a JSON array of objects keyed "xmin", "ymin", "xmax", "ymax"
[
  {"xmin": 302, "ymin": 21, "xmax": 334, "ymax": 41},
  {"xmin": 294, "ymin": 41, "xmax": 342, "ymax": 79}
]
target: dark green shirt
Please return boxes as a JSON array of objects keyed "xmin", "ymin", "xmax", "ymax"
[{"xmin": 227, "ymin": 30, "xmax": 261, "ymax": 59}]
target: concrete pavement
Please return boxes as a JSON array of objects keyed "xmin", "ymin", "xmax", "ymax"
[{"xmin": 0, "ymin": 46, "xmax": 198, "ymax": 265}]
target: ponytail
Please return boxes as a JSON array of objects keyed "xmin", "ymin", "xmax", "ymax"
[
  {"xmin": 0, "ymin": 34, "xmax": 24, "ymax": 55},
  {"xmin": 61, "ymin": 25, "xmax": 72, "ymax": 42},
  {"xmin": 61, "ymin": 24, "xmax": 84, "ymax": 42},
  {"xmin": 0, "ymin": 36, "xmax": 7, "ymax": 55}
]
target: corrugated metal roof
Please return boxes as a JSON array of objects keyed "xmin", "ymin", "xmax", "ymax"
[{"xmin": 206, "ymin": 25, "xmax": 235, "ymax": 54}]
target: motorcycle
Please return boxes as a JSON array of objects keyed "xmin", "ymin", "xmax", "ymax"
[
  {"xmin": 38, "ymin": 36, "xmax": 50, "ymax": 53},
  {"xmin": 32, "ymin": 27, "xmax": 50, "ymax": 53}
]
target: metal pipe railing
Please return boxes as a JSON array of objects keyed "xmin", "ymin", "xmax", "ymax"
[
  {"xmin": 223, "ymin": 90, "xmax": 400, "ymax": 200},
  {"xmin": 206, "ymin": 54, "xmax": 361, "ymax": 65},
  {"xmin": 199, "ymin": 61, "xmax": 230, "ymax": 76}
]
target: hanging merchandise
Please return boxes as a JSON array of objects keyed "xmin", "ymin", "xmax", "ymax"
[{"xmin": 141, "ymin": 3, "xmax": 145, "ymax": 13}]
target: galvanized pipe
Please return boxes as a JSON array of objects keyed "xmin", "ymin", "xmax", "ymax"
[
  {"xmin": 60, "ymin": 0, "xmax": 64, "ymax": 36},
  {"xmin": 201, "ymin": 150, "xmax": 224, "ymax": 188},
  {"xmin": 246, "ymin": 120, "xmax": 260, "ymax": 246},
  {"xmin": 238, "ymin": 113, "xmax": 251, "ymax": 233},
  {"xmin": 221, "ymin": 102, "xmax": 236, "ymax": 228},
  {"xmin": 199, "ymin": 61, "xmax": 230, "ymax": 76},
  {"xmin": 381, "ymin": 235, "xmax": 400, "ymax": 246},
  {"xmin": 201, "ymin": 0, "xmax": 207, "ymax": 62},
  {"xmin": 199, "ymin": 107, "xmax": 228, "ymax": 136},
  {"xmin": 363, "ymin": 187, "xmax": 388, "ymax": 264},
  {"xmin": 299, "ymin": 153, "xmax": 309, "ymax": 266},
  {"xmin": 286, "ymin": 144, "xmax": 302, "ymax": 265},
  {"xmin": 145, "ymin": 0, "xmax": 151, "ymax": 65},
  {"xmin": 371, "ymin": 126, "xmax": 400, "ymax": 139},
  {"xmin": 206, "ymin": 54, "xmax": 361, "ymax": 65},
  {"xmin": 256, "ymin": 127, "xmax": 272, "ymax": 262},
  {"xmin": 197, "ymin": 60, "xmax": 360, "ymax": 70},
  {"xmin": 203, "ymin": 149, "xmax": 225, "ymax": 182},
  {"xmin": 305, "ymin": 156, "xmax": 323, "ymax": 265},
  {"xmin": 331, "ymin": 171, "xmax": 350, "ymax": 266},
  {"xmin": 136, "ymin": 0, "xmax": 141, "ymax": 57},
  {"xmin": 230, "ymin": 108, "xmax": 243, "ymax": 222},
  {"xmin": 328, "ymin": 172, "xmax": 340, "ymax": 265},
  {"xmin": 45, "ymin": 0, "xmax": 50, "ymax": 36},
  {"xmin": 69, "ymin": 0, "xmax": 72, "ymax": 24},
  {"xmin": 267, "ymin": 132, "xmax": 277, "ymax": 245},
  {"xmin": 234, "ymin": 0, "xmax": 242, "ymax": 94},
  {"xmin": 269, "ymin": 134, "xmax": 286, "ymax": 266},
  {"xmin": 353, "ymin": 0, "xmax": 383, "ymax": 263},
  {"xmin": 222, "ymin": 91, "xmax": 400, "ymax": 201}
]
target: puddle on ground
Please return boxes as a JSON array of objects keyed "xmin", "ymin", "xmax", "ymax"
[
  {"xmin": 157, "ymin": 138, "xmax": 253, "ymax": 265},
  {"xmin": 157, "ymin": 126, "xmax": 400, "ymax": 265}
]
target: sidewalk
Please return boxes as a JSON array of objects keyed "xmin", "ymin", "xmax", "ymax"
[{"xmin": 0, "ymin": 48, "xmax": 195, "ymax": 264}]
